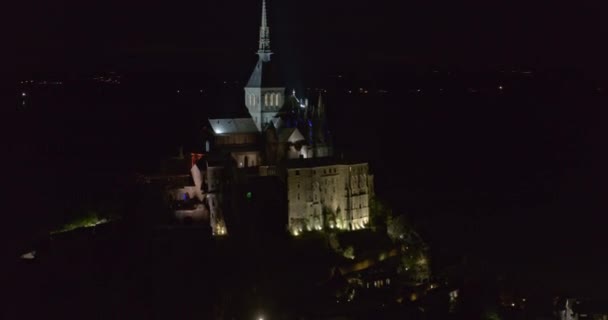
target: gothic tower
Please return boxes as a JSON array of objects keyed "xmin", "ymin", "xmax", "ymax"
[
  {"xmin": 312, "ymin": 92, "xmax": 333, "ymax": 158},
  {"xmin": 314, "ymin": 92, "xmax": 326, "ymax": 144},
  {"xmin": 244, "ymin": 0, "xmax": 286, "ymax": 132}
]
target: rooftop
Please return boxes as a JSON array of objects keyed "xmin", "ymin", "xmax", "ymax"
[
  {"xmin": 278, "ymin": 127, "xmax": 305, "ymax": 143},
  {"xmin": 209, "ymin": 118, "xmax": 259, "ymax": 135},
  {"xmin": 245, "ymin": 57, "xmax": 284, "ymax": 88}
]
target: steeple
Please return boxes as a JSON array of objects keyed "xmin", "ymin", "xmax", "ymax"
[
  {"xmin": 244, "ymin": 0, "xmax": 285, "ymax": 132},
  {"xmin": 316, "ymin": 92, "xmax": 325, "ymax": 118},
  {"xmin": 313, "ymin": 92, "xmax": 325, "ymax": 144},
  {"xmin": 257, "ymin": 0, "xmax": 272, "ymax": 62}
]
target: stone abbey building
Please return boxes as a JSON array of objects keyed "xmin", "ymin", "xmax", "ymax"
[{"xmin": 169, "ymin": 0, "xmax": 374, "ymax": 236}]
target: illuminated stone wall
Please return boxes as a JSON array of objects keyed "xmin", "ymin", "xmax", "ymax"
[
  {"xmin": 245, "ymin": 87, "xmax": 285, "ymax": 131},
  {"xmin": 287, "ymin": 162, "xmax": 373, "ymax": 235},
  {"xmin": 206, "ymin": 166, "xmax": 228, "ymax": 235},
  {"xmin": 230, "ymin": 151, "xmax": 261, "ymax": 168}
]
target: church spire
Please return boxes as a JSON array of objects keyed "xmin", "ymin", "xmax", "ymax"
[
  {"xmin": 313, "ymin": 91, "xmax": 329, "ymax": 147},
  {"xmin": 316, "ymin": 91, "xmax": 325, "ymax": 118},
  {"xmin": 257, "ymin": 0, "xmax": 272, "ymax": 61}
]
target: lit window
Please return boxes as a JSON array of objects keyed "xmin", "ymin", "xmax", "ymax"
[
  {"xmin": 265, "ymin": 93, "xmax": 269, "ymax": 106},
  {"xmin": 274, "ymin": 93, "xmax": 279, "ymax": 106}
]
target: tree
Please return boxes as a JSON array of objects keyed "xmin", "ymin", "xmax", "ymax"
[
  {"xmin": 343, "ymin": 246, "xmax": 355, "ymax": 260},
  {"xmin": 369, "ymin": 196, "xmax": 391, "ymax": 230},
  {"xmin": 387, "ymin": 214, "xmax": 415, "ymax": 242},
  {"xmin": 387, "ymin": 214, "xmax": 430, "ymax": 284}
]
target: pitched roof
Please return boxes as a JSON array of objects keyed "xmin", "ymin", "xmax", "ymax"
[
  {"xmin": 278, "ymin": 127, "xmax": 296, "ymax": 142},
  {"xmin": 276, "ymin": 94, "xmax": 301, "ymax": 116},
  {"xmin": 208, "ymin": 118, "xmax": 258, "ymax": 135},
  {"xmin": 246, "ymin": 58, "xmax": 284, "ymax": 88},
  {"xmin": 278, "ymin": 127, "xmax": 305, "ymax": 143}
]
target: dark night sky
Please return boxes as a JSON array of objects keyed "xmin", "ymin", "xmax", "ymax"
[{"xmin": 9, "ymin": 0, "xmax": 608, "ymax": 77}]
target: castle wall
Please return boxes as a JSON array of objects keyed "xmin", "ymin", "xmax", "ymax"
[{"xmin": 287, "ymin": 162, "xmax": 373, "ymax": 234}]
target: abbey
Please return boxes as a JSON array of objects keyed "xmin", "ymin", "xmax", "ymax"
[{"xmin": 171, "ymin": 0, "xmax": 374, "ymax": 236}]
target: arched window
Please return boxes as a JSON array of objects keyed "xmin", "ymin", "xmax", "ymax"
[
  {"xmin": 274, "ymin": 93, "xmax": 279, "ymax": 107},
  {"xmin": 264, "ymin": 93, "xmax": 269, "ymax": 106}
]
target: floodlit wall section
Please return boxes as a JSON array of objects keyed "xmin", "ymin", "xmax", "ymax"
[
  {"xmin": 287, "ymin": 163, "xmax": 372, "ymax": 234},
  {"xmin": 231, "ymin": 151, "xmax": 261, "ymax": 168},
  {"xmin": 206, "ymin": 166, "xmax": 227, "ymax": 235}
]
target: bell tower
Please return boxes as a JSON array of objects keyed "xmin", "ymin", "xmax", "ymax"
[{"xmin": 244, "ymin": 0, "xmax": 286, "ymax": 131}]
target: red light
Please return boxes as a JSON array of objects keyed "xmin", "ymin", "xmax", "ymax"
[{"xmin": 191, "ymin": 153, "xmax": 204, "ymax": 167}]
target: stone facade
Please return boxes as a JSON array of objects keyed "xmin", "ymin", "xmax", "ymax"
[
  {"xmin": 287, "ymin": 162, "xmax": 373, "ymax": 235},
  {"xmin": 245, "ymin": 87, "xmax": 285, "ymax": 131},
  {"xmin": 163, "ymin": 0, "xmax": 373, "ymax": 237}
]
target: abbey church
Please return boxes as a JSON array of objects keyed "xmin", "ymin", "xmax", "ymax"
[{"xmin": 168, "ymin": 0, "xmax": 374, "ymax": 236}]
